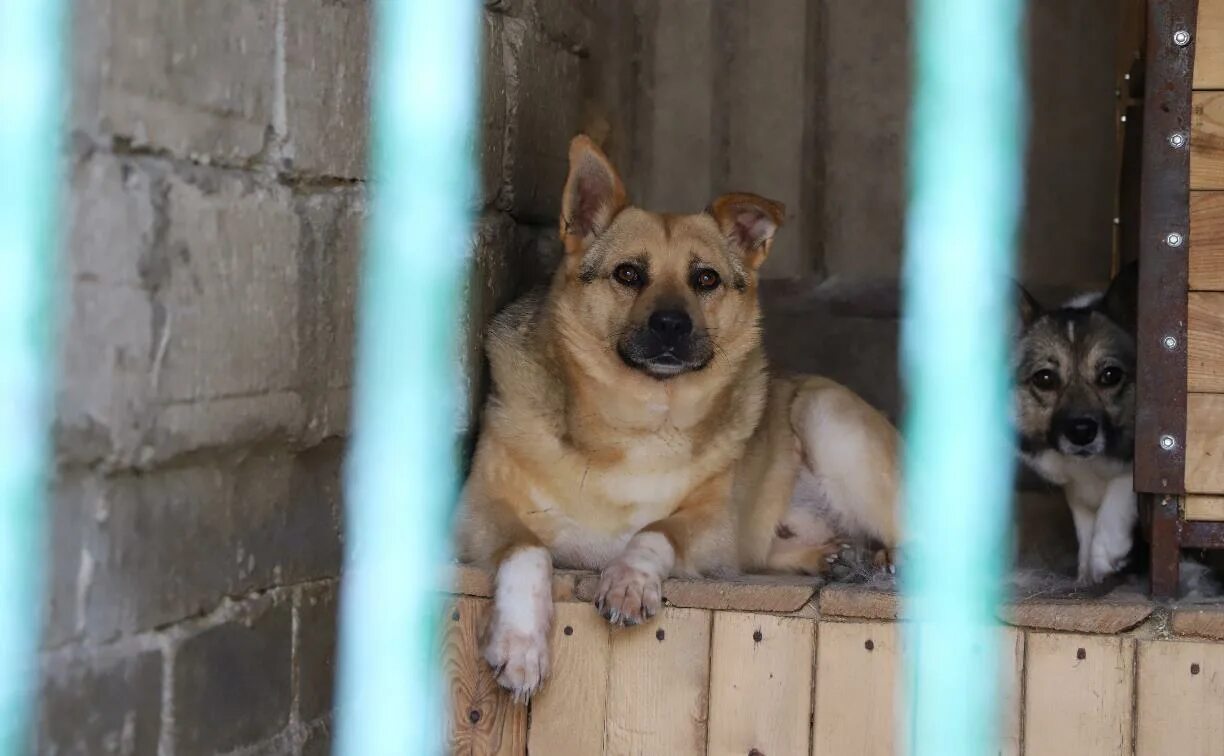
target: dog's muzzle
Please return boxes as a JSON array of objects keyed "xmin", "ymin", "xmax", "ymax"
[{"xmin": 617, "ymin": 309, "xmax": 712, "ymax": 379}]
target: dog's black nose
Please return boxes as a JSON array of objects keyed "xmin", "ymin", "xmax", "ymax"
[
  {"xmin": 1064, "ymin": 417, "xmax": 1100, "ymax": 446},
  {"xmin": 648, "ymin": 309, "xmax": 692, "ymax": 342}
]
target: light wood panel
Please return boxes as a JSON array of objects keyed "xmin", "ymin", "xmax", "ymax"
[
  {"xmin": 442, "ymin": 597, "xmax": 528, "ymax": 755},
  {"xmin": 1024, "ymin": 633, "xmax": 1135, "ymax": 756},
  {"xmin": 1197, "ymin": 0, "xmax": 1224, "ymax": 89},
  {"xmin": 1188, "ymin": 392, "xmax": 1224, "ymax": 493},
  {"xmin": 1192, "ymin": 92, "xmax": 1224, "ymax": 189},
  {"xmin": 1190, "ymin": 292, "xmax": 1224, "ymax": 392},
  {"xmin": 997, "ymin": 629, "xmax": 1025, "ymax": 756},
  {"xmin": 605, "ymin": 607, "xmax": 712, "ymax": 756},
  {"xmin": 1191, "ymin": 191, "xmax": 1224, "ymax": 290},
  {"xmin": 1136, "ymin": 640, "xmax": 1224, "ymax": 756},
  {"xmin": 706, "ymin": 612, "xmax": 815, "ymax": 756},
  {"xmin": 812, "ymin": 622, "xmax": 901, "ymax": 756},
  {"xmin": 528, "ymin": 602, "xmax": 611, "ymax": 755},
  {"xmin": 1185, "ymin": 495, "xmax": 1224, "ymax": 521}
]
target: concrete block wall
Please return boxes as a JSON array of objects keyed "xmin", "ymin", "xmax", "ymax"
[{"xmin": 43, "ymin": 1, "xmax": 595, "ymax": 753}]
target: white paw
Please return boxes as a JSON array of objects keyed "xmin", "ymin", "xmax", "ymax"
[
  {"xmin": 594, "ymin": 560, "xmax": 663, "ymax": 627},
  {"xmin": 483, "ymin": 612, "xmax": 550, "ymax": 702},
  {"xmin": 1087, "ymin": 533, "xmax": 1131, "ymax": 584}
]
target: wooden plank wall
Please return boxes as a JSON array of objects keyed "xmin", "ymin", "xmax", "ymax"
[
  {"xmin": 1188, "ymin": 0, "xmax": 1224, "ymax": 498},
  {"xmin": 442, "ymin": 598, "xmax": 1224, "ymax": 755}
]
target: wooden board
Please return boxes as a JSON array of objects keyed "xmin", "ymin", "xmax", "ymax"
[
  {"xmin": 706, "ymin": 613, "xmax": 815, "ymax": 755},
  {"xmin": 1136, "ymin": 640, "xmax": 1224, "ymax": 756},
  {"xmin": 1197, "ymin": 0, "xmax": 1224, "ymax": 89},
  {"xmin": 528, "ymin": 603, "xmax": 611, "ymax": 755},
  {"xmin": 1185, "ymin": 495, "xmax": 1224, "ymax": 521},
  {"xmin": 1190, "ymin": 191, "xmax": 1224, "ymax": 290},
  {"xmin": 442, "ymin": 597, "xmax": 528, "ymax": 755},
  {"xmin": 1192, "ymin": 92, "xmax": 1224, "ymax": 190},
  {"xmin": 1189, "ymin": 292, "xmax": 1224, "ymax": 392},
  {"xmin": 605, "ymin": 607, "xmax": 712, "ymax": 756},
  {"xmin": 997, "ymin": 629, "xmax": 1025, "ymax": 756},
  {"xmin": 812, "ymin": 622, "xmax": 901, "ymax": 756},
  {"xmin": 1187, "ymin": 392, "xmax": 1224, "ymax": 493},
  {"xmin": 1024, "ymin": 633, "xmax": 1135, "ymax": 756}
]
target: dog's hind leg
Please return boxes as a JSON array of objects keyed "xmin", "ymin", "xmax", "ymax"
[{"xmin": 788, "ymin": 378, "xmax": 903, "ymax": 554}]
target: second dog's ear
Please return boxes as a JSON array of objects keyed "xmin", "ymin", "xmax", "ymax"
[
  {"xmin": 1100, "ymin": 260, "xmax": 1139, "ymax": 334},
  {"xmin": 707, "ymin": 193, "xmax": 786, "ymax": 270},
  {"xmin": 560, "ymin": 135, "xmax": 627, "ymax": 255},
  {"xmin": 1016, "ymin": 283, "xmax": 1040, "ymax": 327}
]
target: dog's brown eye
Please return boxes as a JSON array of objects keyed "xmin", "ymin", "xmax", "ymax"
[
  {"xmin": 1097, "ymin": 366, "xmax": 1124, "ymax": 387},
  {"xmin": 692, "ymin": 269, "xmax": 721, "ymax": 292},
  {"xmin": 613, "ymin": 263, "xmax": 643, "ymax": 288},
  {"xmin": 1030, "ymin": 369, "xmax": 1059, "ymax": 391}
]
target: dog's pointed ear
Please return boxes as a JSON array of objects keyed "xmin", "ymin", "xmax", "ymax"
[
  {"xmin": 1016, "ymin": 283, "xmax": 1040, "ymax": 328},
  {"xmin": 706, "ymin": 193, "xmax": 786, "ymax": 270},
  {"xmin": 1100, "ymin": 259, "xmax": 1139, "ymax": 334},
  {"xmin": 560, "ymin": 135, "xmax": 627, "ymax": 255}
]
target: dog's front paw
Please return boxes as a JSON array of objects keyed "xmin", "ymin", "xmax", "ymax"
[
  {"xmin": 594, "ymin": 560, "xmax": 663, "ymax": 627},
  {"xmin": 1087, "ymin": 534, "xmax": 1131, "ymax": 584},
  {"xmin": 483, "ymin": 611, "xmax": 550, "ymax": 702}
]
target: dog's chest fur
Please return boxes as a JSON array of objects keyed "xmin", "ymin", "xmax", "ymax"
[{"xmin": 1023, "ymin": 449, "xmax": 1129, "ymax": 509}]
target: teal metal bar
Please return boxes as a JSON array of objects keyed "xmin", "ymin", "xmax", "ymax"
[
  {"xmin": 334, "ymin": 0, "xmax": 479, "ymax": 754},
  {"xmin": 0, "ymin": 0, "xmax": 65, "ymax": 752},
  {"xmin": 900, "ymin": 0, "xmax": 1026, "ymax": 754}
]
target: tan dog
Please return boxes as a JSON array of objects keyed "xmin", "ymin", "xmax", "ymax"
[{"xmin": 456, "ymin": 136, "xmax": 902, "ymax": 699}]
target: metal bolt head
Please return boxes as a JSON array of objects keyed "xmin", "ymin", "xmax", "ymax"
[
  {"xmin": 1169, "ymin": 132, "xmax": 1188, "ymax": 149},
  {"xmin": 1163, "ymin": 335, "xmax": 1179, "ymax": 350},
  {"xmin": 1174, "ymin": 29, "xmax": 1192, "ymax": 46},
  {"xmin": 1160, "ymin": 434, "xmax": 1177, "ymax": 450},
  {"xmin": 1166, "ymin": 231, "xmax": 1184, "ymax": 247}
]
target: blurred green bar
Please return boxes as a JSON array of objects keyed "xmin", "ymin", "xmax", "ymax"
[
  {"xmin": 0, "ymin": 0, "xmax": 66, "ymax": 751},
  {"xmin": 333, "ymin": 1, "xmax": 479, "ymax": 754},
  {"xmin": 900, "ymin": 0, "xmax": 1026, "ymax": 754}
]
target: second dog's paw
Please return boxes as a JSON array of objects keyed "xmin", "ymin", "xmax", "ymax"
[
  {"xmin": 483, "ymin": 614, "xmax": 550, "ymax": 702},
  {"xmin": 594, "ymin": 560, "xmax": 662, "ymax": 627}
]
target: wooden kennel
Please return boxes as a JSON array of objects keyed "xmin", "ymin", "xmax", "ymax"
[
  {"xmin": 442, "ymin": 565, "xmax": 1224, "ymax": 755},
  {"xmin": 1138, "ymin": 0, "xmax": 1224, "ymax": 597}
]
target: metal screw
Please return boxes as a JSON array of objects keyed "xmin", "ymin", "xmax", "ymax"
[
  {"xmin": 1160, "ymin": 434, "xmax": 1177, "ymax": 450},
  {"xmin": 1163, "ymin": 335, "xmax": 1179, "ymax": 350},
  {"xmin": 1169, "ymin": 132, "xmax": 1188, "ymax": 149},
  {"xmin": 1174, "ymin": 29, "xmax": 1192, "ymax": 46},
  {"xmin": 1166, "ymin": 231, "xmax": 1184, "ymax": 247}
]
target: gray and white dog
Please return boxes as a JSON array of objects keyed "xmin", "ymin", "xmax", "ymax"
[{"xmin": 1014, "ymin": 263, "xmax": 1138, "ymax": 584}]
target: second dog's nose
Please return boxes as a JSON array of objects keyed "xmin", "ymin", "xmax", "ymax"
[
  {"xmin": 1064, "ymin": 417, "xmax": 1100, "ymax": 446},
  {"xmin": 648, "ymin": 309, "xmax": 692, "ymax": 341}
]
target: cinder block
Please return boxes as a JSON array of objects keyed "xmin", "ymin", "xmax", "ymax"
[
  {"xmin": 457, "ymin": 212, "xmax": 520, "ymax": 435},
  {"xmin": 506, "ymin": 23, "xmax": 583, "ymax": 222},
  {"xmin": 54, "ymin": 443, "xmax": 342, "ymax": 642},
  {"xmin": 173, "ymin": 597, "xmax": 293, "ymax": 753},
  {"xmin": 72, "ymin": 0, "xmax": 277, "ymax": 163},
  {"xmin": 38, "ymin": 648, "xmax": 163, "ymax": 755},
  {"xmin": 534, "ymin": 0, "xmax": 595, "ymax": 54},
  {"xmin": 55, "ymin": 155, "xmax": 360, "ymax": 468},
  {"xmin": 479, "ymin": 11, "xmax": 510, "ymax": 207},
  {"xmin": 296, "ymin": 582, "xmax": 339, "ymax": 723},
  {"xmin": 283, "ymin": 0, "xmax": 371, "ymax": 179}
]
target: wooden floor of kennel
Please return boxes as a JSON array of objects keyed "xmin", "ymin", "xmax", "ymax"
[{"xmin": 443, "ymin": 566, "xmax": 1224, "ymax": 755}]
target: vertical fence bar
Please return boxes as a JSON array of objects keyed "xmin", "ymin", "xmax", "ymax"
[
  {"xmin": 334, "ymin": 1, "xmax": 480, "ymax": 755},
  {"xmin": 900, "ymin": 0, "xmax": 1026, "ymax": 755},
  {"xmin": 0, "ymin": 0, "xmax": 66, "ymax": 752}
]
